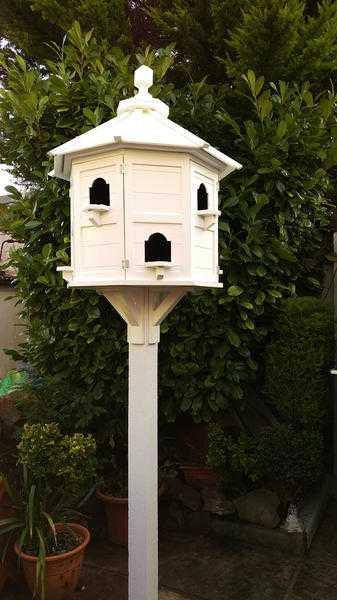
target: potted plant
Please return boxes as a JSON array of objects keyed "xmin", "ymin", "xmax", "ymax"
[
  {"xmin": 98, "ymin": 464, "xmax": 175, "ymax": 547},
  {"xmin": 97, "ymin": 468, "xmax": 128, "ymax": 546},
  {"xmin": 179, "ymin": 464, "xmax": 219, "ymax": 488},
  {"xmin": 176, "ymin": 416, "xmax": 219, "ymax": 488},
  {"xmin": 97, "ymin": 427, "xmax": 177, "ymax": 547},
  {"xmin": 0, "ymin": 423, "xmax": 97, "ymax": 600}
]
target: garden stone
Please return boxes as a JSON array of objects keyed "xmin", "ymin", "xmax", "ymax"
[
  {"xmin": 184, "ymin": 509, "xmax": 211, "ymax": 533},
  {"xmin": 234, "ymin": 489, "xmax": 280, "ymax": 528},
  {"xmin": 170, "ymin": 478, "xmax": 201, "ymax": 511},
  {"xmin": 202, "ymin": 487, "xmax": 235, "ymax": 516},
  {"xmin": 159, "ymin": 499, "xmax": 185, "ymax": 531}
]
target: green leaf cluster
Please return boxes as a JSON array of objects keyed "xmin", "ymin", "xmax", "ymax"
[
  {"xmin": 0, "ymin": 0, "xmax": 132, "ymax": 65},
  {"xmin": 17, "ymin": 423, "xmax": 98, "ymax": 504}
]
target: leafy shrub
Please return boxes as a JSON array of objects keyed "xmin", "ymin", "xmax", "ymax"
[
  {"xmin": 207, "ymin": 421, "xmax": 324, "ymax": 500},
  {"xmin": 264, "ymin": 297, "xmax": 334, "ymax": 426},
  {"xmin": 16, "ymin": 377, "xmax": 119, "ymax": 434},
  {"xmin": 207, "ymin": 423, "xmax": 260, "ymax": 493},
  {"xmin": 17, "ymin": 422, "xmax": 97, "ymax": 504},
  {"xmin": 256, "ymin": 424, "xmax": 324, "ymax": 501}
]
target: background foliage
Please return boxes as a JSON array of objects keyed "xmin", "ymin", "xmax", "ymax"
[
  {"xmin": 207, "ymin": 297, "xmax": 332, "ymax": 498},
  {"xmin": 207, "ymin": 420, "xmax": 325, "ymax": 500},
  {"xmin": 264, "ymin": 297, "xmax": 334, "ymax": 426},
  {"xmin": 0, "ymin": 1, "xmax": 337, "ymax": 432}
]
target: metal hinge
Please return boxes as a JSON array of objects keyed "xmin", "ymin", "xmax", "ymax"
[
  {"xmin": 120, "ymin": 163, "xmax": 127, "ymax": 174},
  {"xmin": 122, "ymin": 259, "xmax": 130, "ymax": 269}
]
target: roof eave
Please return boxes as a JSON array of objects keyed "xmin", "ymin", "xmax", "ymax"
[{"xmin": 50, "ymin": 141, "xmax": 242, "ymax": 182}]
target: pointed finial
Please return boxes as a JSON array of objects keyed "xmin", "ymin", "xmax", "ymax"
[
  {"xmin": 117, "ymin": 64, "xmax": 169, "ymax": 117},
  {"xmin": 134, "ymin": 65, "xmax": 153, "ymax": 97}
]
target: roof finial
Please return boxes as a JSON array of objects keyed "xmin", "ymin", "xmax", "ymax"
[
  {"xmin": 134, "ymin": 65, "xmax": 153, "ymax": 98},
  {"xmin": 117, "ymin": 65, "xmax": 169, "ymax": 118}
]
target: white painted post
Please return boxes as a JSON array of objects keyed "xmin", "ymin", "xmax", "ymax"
[
  {"xmin": 102, "ymin": 286, "xmax": 187, "ymax": 600},
  {"xmin": 128, "ymin": 340, "xmax": 158, "ymax": 600}
]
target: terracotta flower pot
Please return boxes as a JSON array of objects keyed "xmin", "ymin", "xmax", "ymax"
[
  {"xmin": 15, "ymin": 523, "xmax": 90, "ymax": 600},
  {"xmin": 97, "ymin": 482, "xmax": 167, "ymax": 547},
  {"xmin": 97, "ymin": 490, "xmax": 128, "ymax": 547},
  {"xmin": 178, "ymin": 420, "xmax": 209, "ymax": 462},
  {"xmin": 179, "ymin": 465, "xmax": 219, "ymax": 488}
]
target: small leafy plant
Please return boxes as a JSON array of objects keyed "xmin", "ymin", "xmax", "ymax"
[
  {"xmin": 0, "ymin": 423, "xmax": 97, "ymax": 599},
  {"xmin": 256, "ymin": 424, "xmax": 324, "ymax": 502},
  {"xmin": 207, "ymin": 421, "xmax": 324, "ymax": 501},
  {"xmin": 207, "ymin": 423, "xmax": 260, "ymax": 494}
]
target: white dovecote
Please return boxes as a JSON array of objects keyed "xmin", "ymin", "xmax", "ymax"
[
  {"xmin": 49, "ymin": 65, "xmax": 241, "ymax": 288},
  {"xmin": 49, "ymin": 66, "xmax": 242, "ymax": 600}
]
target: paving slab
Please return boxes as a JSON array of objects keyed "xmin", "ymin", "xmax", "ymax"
[
  {"xmin": 160, "ymin": 591, "xmax": 193, "ymax": 600},
  {"xmin": 4, "ymin": 499, "xmax": 337, "ymax": 600}
]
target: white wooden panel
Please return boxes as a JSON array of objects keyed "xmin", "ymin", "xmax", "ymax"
[
  {"xmin": 72, "ymin": 153, "xmax": 125, "ymax": 281},
  {"xmin": 124, "ymin": 151, "xmax": 190, "ymax": 282},
  {"xmin": 192, "ymin": 167, "xmax": 216, "ymax": 211},
  {"xmin": 131, "ymin": 163, "xmax": 182, "ymax": 195},
  {"xmin": 81, "ymin": 224, "xmax": 116, "ymax": 244},
  {"xmin": 82, "ymin": 243, "xmax": 121, "ymax": 269},
  {"xmin": 193, "ymin": 228, "xmax": 214, "ymax": 273},
  {"xmin": 193, "ymin": 246, "xmax": 213, "ymax": 269},
  {"xmin": 190, "ymin": 161, "xmax": 219, "ymax": 283}
]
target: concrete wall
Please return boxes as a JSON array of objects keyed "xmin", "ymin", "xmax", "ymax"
[{"xmin": 0, "ymin": 284, "xmax": 23, "ymax": 378}]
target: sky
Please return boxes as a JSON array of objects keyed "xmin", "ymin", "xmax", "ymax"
[{"xmin": 0, "ymin": 164, "xmax": 15, "ymax": 195}]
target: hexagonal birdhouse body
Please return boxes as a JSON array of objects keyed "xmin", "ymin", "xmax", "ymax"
[{"xmin": 50, "ymin": 66, "xmax": 241, "ymax": 288}]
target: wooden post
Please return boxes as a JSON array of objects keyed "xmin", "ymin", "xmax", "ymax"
[
  {"xmin": 128, "ymin": 340, "xmax": 158, "ymax": 600},
  {"xmin": 102, "ymin": 287, "xmax": 187, "ymax": 600}
]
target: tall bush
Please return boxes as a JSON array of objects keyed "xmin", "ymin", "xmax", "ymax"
[
  {"xmin": 264, "ymin": 297, "xmax": 334, "ymax": 426},
  {"xmin": 0, "ymin": 23, "xmax": 336, "ymax": 427}
]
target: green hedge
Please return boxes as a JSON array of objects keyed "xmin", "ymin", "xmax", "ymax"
[{"xmin": 264, "ymin": 297, "xmax": 334, "ymax": 427}]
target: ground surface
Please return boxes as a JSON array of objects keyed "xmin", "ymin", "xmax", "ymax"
[{"xmin": 4, "ymin": 499, "xmax": 337, "ymax": 599}]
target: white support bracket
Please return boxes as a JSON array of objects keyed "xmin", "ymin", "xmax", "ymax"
[{"xmin": 100, "ymin": 286, "xmax": 187, "ymax": 344}]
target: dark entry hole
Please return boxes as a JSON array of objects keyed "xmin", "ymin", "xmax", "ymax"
[
  {"xmin": 89, "ymin": 178, "xmax": 110, "ymax": 206},
  {"xmin": 197, "ymin": 183, "xmax": 208, "ymax": 211},
  {"xmin": 145, "ymin": 233, "xmax": 171, "ymax": 263}
]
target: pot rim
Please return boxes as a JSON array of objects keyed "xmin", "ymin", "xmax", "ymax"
[
  {"xmin": 96, "ymin": 489, "xmax": 128, "ymax": 504},
  {"xmin": 180, "ymin": 464, "xmax": 213, "ymax": 471},
  {"xmin": 14, "ymin": 522, "xmax": 90, "ymax": 564}
]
